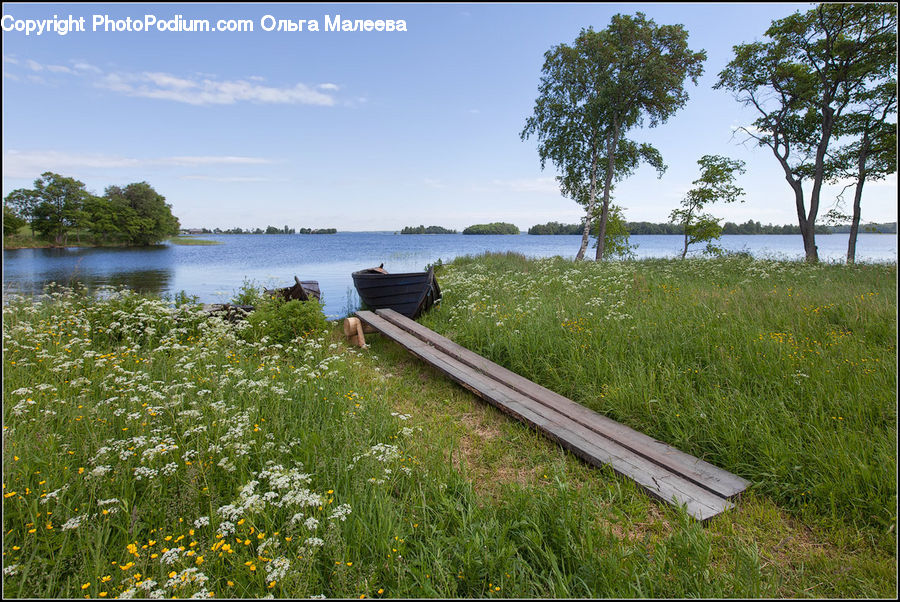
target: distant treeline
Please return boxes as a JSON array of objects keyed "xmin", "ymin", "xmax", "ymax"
[
  {"xmin": 191, "ymin": 226, "xmax": 337, "ymax": 234},
  {"xmin": 463, "ymin": 222, "xmax": 520, "ymax": 235},
  {"xmin": 528, "ymin": 220, "xmax": 897, "ymax": 235},
  {"xmin": 400, "ymin": 225, "xmax": 458, "ymax": 234},
  {"xmin": 528, "ymin": 222, "xmax": 583, "ymax": 235},
  {"xmin": 299, "ymin": 228, "xmax": 337, "ymax": 234}
]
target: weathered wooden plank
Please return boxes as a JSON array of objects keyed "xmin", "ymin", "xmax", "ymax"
[
  {"xmin": 357, "ymin": 311, "xmax": 734, "ymax": 520},
  {"xmin": 375, "ymin": 308, "xmax": 749, "ymax": 500}
]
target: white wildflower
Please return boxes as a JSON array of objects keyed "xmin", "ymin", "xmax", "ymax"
[{"xmin": 329, "ymin": 503, "xmax": 352, "ymax": 522}]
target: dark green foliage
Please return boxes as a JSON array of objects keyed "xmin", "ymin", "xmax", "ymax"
[
  {"xmin": 244, "ymin": 297, "xmax": 329, "ymax": 345},
  {"xmin": 591, "ymin": 204, "xmax": 635, "ymax": 259},
  {"xmin": 31, "ymin": 172, "xmax": 90, "ymax": 245},
  {"xmin": 670, "ymin": 155, "xmax": 746, "ymax": 258},
  {"xmin": 100, "ymin": 182, "xmax": 180, "ymax": 245},
  {"xmin": 528, "ymin": 222, "xmax": 583, "ymax": 235},
  {"xmin": 3, "ymin": 188, "xmax": 40, "ymax": 236},
  {"xmin": 401, "ymin": 225, "xmax": 457, "ymax": 234},
  {"xmin": 3, "ymin": 205, "xmax": 26, "ymax": 235},
  {"xmin": 522, "ymin": 12, "xmax": 705, "ymax": 260},
  {"xmin": 4, "ymin": 174, "xmax": 180, "ymax": 247},
  {"xmin": 715, "ymin": 3, "xmax": 897, "ymax": 262},
  {"xmin": 462, "ymin": 222, "xmax": 520, "ymax": 235}
]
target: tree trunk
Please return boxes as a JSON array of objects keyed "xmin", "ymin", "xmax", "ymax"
[
  {"xmin": 681, "ymin": 230, "xmax": 689, "ymax": 259},
  {"xmin": 803, "ymin": 106, "xmax": 838, "ymax": 264},
  {"xmin": 595, "ymin": 126, "xmax": 620, "ymax": 261},
  {"xmin": 785, "ymin": 167, "xmax": 818, "ymax": 264},
  {"xmin": 847, "ymin": 181, "xmax": 863, "ymax": 264},
  {"xmin": 847, "ymin": 129, "xmax": 870, "ymax": 265},
  {"xmin": 794, "ymin": 183, "xmax": 818, "ymax": 263},
  {"xmin": 575, "ymin": 147, "xmax": 601, "ymax": 261}
]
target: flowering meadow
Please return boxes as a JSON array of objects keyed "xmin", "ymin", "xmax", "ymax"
[
  {"xmin": 3, "ymin": 254, "xmax": 897, "ymax": 598},
  {"xmin": 423, "ymin": 254, "xmax": 896, "ymax": 534}
]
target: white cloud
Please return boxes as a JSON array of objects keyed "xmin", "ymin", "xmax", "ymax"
[
  {"xmin": 2, "ymin": 150, "xmax": 141, "ymax": 178},
  {"xmin": 72, "ymin": 61, "xmax": 102, "ymax": 73},
  {"xmin": 97, "ymin": 71, "xmax": 337, "ymax": 106},
  {"xmin": 2, "ymin": 150, "xmax": 274, "ymax": 179},
  {"xmin": 24, "ymin": 58, "xmax": 75, "ymax": 74},
  {"xmin": 5, "ymin": 57, "xmax": 341, "ymax": 107}
]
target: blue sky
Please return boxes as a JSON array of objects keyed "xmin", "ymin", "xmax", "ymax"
[{"xmin": 2, "ymin": 2, "xmax": 897, "ymax": 231}]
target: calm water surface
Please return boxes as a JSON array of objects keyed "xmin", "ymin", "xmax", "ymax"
[{"xmin": 3, "ymin": 233, "xmax": 896, "ymax": 318}]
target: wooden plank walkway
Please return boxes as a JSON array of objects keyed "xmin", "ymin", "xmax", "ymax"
[{"xmin": 357, "ymin": 308, "xmax": 749, "ymax": 521}]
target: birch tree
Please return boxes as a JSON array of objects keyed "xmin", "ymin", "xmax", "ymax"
[{"xmin": 521, "ymin": 13, "xmax": 705, "ymax": 260}]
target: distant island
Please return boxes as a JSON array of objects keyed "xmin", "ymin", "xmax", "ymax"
[
  {"xmin": 527, "ymin": 220, "xmax": 897, "ymax": 235},
  {"xmin": 528, "ymin": 222, "xmax": 583, "ymax": 235},
  {"xmin": 298, "ymin": 228, "xmax": 337, "ymax": 234},
  {"xmin": 463, "ymin": 222, "xmax": 520, "ymax": 235},
  {"xmin": 400, "ymin": 225, "xmax": 458, "ymax": 234}
]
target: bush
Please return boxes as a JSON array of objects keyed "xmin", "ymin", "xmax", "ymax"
[
  {"xmin": 244, "ymin": 297, "xmax": 329, "ymax": 345},
  {"xmin": 231, "ymin": 278, "xmax": 265, "ymax": 306}
]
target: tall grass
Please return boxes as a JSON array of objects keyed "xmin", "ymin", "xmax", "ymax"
[
  {"xmin": 421, "ymin": 253, "xmax": 897, "ymax": 539},
  {"xmin": 3, "ymin": 255, "xmax": 896, "ymax": 598}
]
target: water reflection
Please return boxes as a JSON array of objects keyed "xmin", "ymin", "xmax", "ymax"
[
  {"xmin": 4, "ymin": 269, "xmax": 173, "ymax": 298},
  {"xmin": 3, "ymin": 245, "xmax": 174, "ymax": 298}
]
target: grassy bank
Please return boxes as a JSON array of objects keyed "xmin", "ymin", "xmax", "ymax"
[
  {"xmin": 2, "ymin": 254, "xmax": 896, "ymax": 598},
  {"xmin": 167, "ymin": 236, "xmax": 223, "ymax": 246},
  {"xmin": 422, "ymin": 254, "xmax": 897, "ymax": 533},
  {"xmin": 2, "ymin": 229, "xmax": 213, "ymax": 249}
]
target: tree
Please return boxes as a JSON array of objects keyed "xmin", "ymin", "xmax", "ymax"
[
  {"xmin": 670, "ymin": 155, "xmax": 746, "ymax": 258},
  {"xmin": 83, "ymin": 194, "xmax": 127, "ymax": 243},
  {"xmin": 716, "ymin": 3, "xmax": 897, "ymax": 263},
  {"xmin": 4, "ymin": 188, "xmax": 40, "ymax": 237},
  {"xmin": 31, "ymin": 172, "xmax": 90, "ymax": 245},
  {"xmin": 3, "ymin": 205, "xmax": 26, "ymax": 236},
  {"xmin": 104, "ymin": 182, "xmax": 180, "ymax": 245},
  {"xmin": 522, "ymin": 13, "xmax": 705, "ymax": 261},
  {"xmin": 592, "ymin": 204, "xmax": 635, "ymax": 259},
  {"xmin": 827, "ymin": 79, "xmax": 897, "ymax": 263}
]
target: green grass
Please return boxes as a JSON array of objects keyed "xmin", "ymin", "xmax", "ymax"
[
  {"xmin": 421, "ymin": 254, "xmax": 896, "ymax": 538},
  {"xmin": 2, "ymin": 254, "xmax": 896, "ymax": 598},
  {"xmin": 167, "ymin": 236, "xmax": 223, "ymax": 246},
  {"xmin": 2, "ymin": 226, "xmax": 201, "ymax": 249}
]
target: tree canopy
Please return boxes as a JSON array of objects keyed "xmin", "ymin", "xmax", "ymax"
[
  {"xmin": 462, "ymin": 222, "xmax": 520, "ymax": 235},
  {"xmin": 522, "ymin": 13, "xmax": 705, "ymax": 260},
  {"xmin": 670, "ymin": 155, "xmax": 746, "ymax": 258},
  {"xmin": 715, "ymin": 3, "xmax": 897, "ymax": 263},
  {"xmin": 4, "ymin": 174, "xmax": 180, "ymax": 246}
]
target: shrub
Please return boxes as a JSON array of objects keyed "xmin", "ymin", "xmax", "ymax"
[{"xmin": 244, "ymin": 297, "xmax": 329, "ymax": 345}]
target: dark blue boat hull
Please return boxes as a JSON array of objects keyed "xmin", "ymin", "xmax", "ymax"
[{"xmin": 351, "ymin": 267, "xmax": 440, "ymax": 319}]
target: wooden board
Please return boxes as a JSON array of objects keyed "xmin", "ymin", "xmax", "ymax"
[
  {"xmin": 356, "ymin": 310, "xmax": 748, "ymax": 521},
  {"xmin": 374, "ymin": 308, "xmax": 749, "ymax": 500}
]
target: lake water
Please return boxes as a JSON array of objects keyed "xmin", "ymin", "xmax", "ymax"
[{"xmin": 3, "ymin": 233, "xmax": 896, "ymax": 318}]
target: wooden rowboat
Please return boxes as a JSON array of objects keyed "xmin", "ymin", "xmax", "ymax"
[
  {"xmin": 351, "ymin": 265, "xmax": 441, "ymax": 319},
  {"xmin": 267, "ymin": 276, "xmax": 321, "ymax": 302}
]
